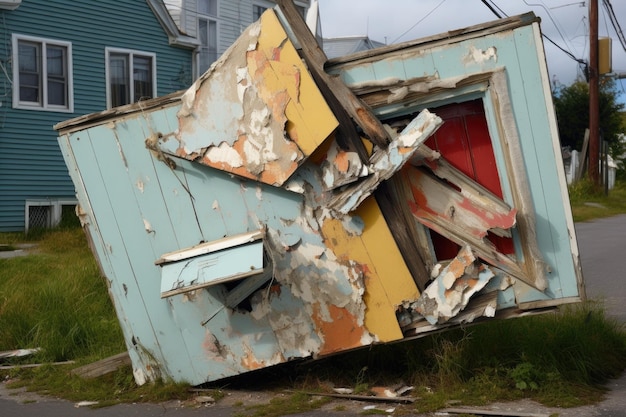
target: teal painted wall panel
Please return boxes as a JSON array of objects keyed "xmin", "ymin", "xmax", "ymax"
[{"xmin": 60, "ymin": 108, "xmax": 314, "ymax": 382}]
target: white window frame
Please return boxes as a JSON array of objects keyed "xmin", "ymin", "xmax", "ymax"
[
  {"xmin": 294, "ymin": 1, "xmax": 308, "ymax": 18},
  {"xmin": 196, "ymin": 0, "xmax": 219, "ymax": 76},
  {"xmin": 253, "ymin": 1, "xmax": 307, "ymax": 20},
  {"xmin": 12, "ymin": 34, "xmax": 74, "ymax": 113},
  {"xmin": 105, "ymin": 47, "xmax": 157, "ymax": 109},
  {"xmin": 252, "ymin": 1, "xmax": 273, "ymax": 21}
]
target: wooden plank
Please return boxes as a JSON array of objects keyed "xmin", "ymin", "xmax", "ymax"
[
  {"xmin": 441, "ymin": 407, "xmax": 550, "ymax": 417},
  {"xmin": 159, "ymin": 241, "xmax": 265, "ymax": 297},
  {"xmin": 402, "ymin": 165, "xmax": 528, "ymax": 286},
  {"xmin": 0, "ymin": 361, "xmax": 75, "ymax": 370},
  {"xmin": 71, "ymin": 352, "xmax": 131, "ymax": 379},
  {"xmin": 276, "ymin": 0, "xmax": 390, "ymax": 151},
  {"xmin": 374, "ymin": 180, "xmax": 431, "ymax": 291},
  {"xmin": 286, "ymin": 390, "xmax": 417, "ymax": 404},
  {"xmin": 325, "ymin": 13, "xmax": 539, "ymax": 67},
  {"xmin": 156, "ymin": 230, "xmax": 263, "ymax": 265},
  {"xmin": 576, "ymin": 128, "xmax": 590, "ymax": 181},
  {"xmin": 256, "ymin": 10, "xmax": 337, "ymax": 157}
]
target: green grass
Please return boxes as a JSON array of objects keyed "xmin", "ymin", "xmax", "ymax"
[
  {"xmin": 1, "ymin": 180, "xmax": 626, "ymax": 414},
  {"xmin": 234, "ymin": 392, "xmax": 332, "ymax": 417},
  {"xmin": 569, "ymin": 178, "xmax": 626, "ymax": 222},
  {"xmin": 0, "ymin": 227, "xmax": 124, "ymax": 362}
]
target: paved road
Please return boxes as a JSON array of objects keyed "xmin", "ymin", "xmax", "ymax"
[
  {"xmin": 575, "ymin": 214, "xmax": 626, "ymax": 323},
  {"xmin": 2, "ymin": 215, "xmax": 626, "ymax": 416}
]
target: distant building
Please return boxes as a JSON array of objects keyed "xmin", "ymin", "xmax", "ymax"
[
  {"xmin": 0, "ymin": 0, "xmax": 310, "ymax": 232},
  {"xmin": 323, "ymin": 36, "xmax": 385, "ymax": 59},
  {"xmin": 164, "ymin": 0, "xmax": 310, "ymax": 77},
  {"xmin": 0, "ymin": 0, "xmax": 196, "ymax": 232}
]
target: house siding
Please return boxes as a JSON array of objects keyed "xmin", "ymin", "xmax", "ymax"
[
  {"xmin": 168, "ymin": 0, "xmax": 308, "ymax": 77},
  {"xmin": 219, "ymin": 0, "xmax": 247, "ymax": 51},
  {"xmin": 0, "ymin": 0, "xmax": 193, "ymax": 232}
]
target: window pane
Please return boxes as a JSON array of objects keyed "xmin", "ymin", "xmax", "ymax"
[
  {"xmin": 46, "ymin": 46, "xmax": 65, "ymax": 76},
  {"xmin": 48, "ymin": 81, "xmax": 66, "ymax": 106},
  {"xmin": 133, "ymin": 55, "xmax": 153, "ymax": 102},
  {"xmin": 199, "ymin": 19, "xmax": 217, "ymax": 74},
  {"xmin": 253, "ymin": 5, "xmax": 266, "ymax": 21},
  {"xmin": 198, "ymin": 0, "xmax": 216, "ymax": 15},
  {"xmin": 199, "ymin": 19, "xmax": 208, "ymax": 45},
  {"xmin": 47, "ymin": 45, "xmax": 67, "ymax": 106},
  {"xmin": 18, "ymin": 41, "xmax": 41, "ymax": 103},
  {"xmin": 110, "ymin": 54, "xmax": 129, "ymax": 107}
]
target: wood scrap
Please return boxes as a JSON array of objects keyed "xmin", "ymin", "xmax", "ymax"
[
  {"xmin": 285, "ymin": 389, "xmax": 417, "ymax": 404},
  {"xmin": 70, "ymin": 352, "xmax": 131, "ymax": 379}
]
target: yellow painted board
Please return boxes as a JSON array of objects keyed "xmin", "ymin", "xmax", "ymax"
[
  {"xmin": 321, "ymin": 197, "xmax": 419, "ymax": 342},
  {"xmin": 355, "ymin": 197, "xmax": 421, "ymax": 305},
  {"xmin": 257, "ymin": 10, "xmax": 337, "ymax": 156}
]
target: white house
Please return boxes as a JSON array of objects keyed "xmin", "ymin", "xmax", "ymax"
[{"xmin": 163, "ymin": 0, "xmax": 310, "ymax": 78}]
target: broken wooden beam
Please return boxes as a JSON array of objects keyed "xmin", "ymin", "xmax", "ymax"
[
  {"xmin": 440, "ymin": 407, "xmax": 551, "ymax": 417},
  {"xmin": 286, "ymin": 390, "xmax": 417, "ymax": 404},
  {"xmin": 0, "ymin": 361, "xmax": 74, "ymax": 370},
  {"xmin": 276, "ymin": 0, "xmax": 391, "ymax": 150},
  {"xmin": 70, "ymin": 352, "xmax": 131, "ymax": 379}
]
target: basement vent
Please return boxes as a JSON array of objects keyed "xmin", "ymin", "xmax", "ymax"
[
  {"xmin": 25, "ymin": 199, "xmax": 78, "ymax": 232},
  {"xmin": 28, "ymin": 204, "xmax": 52, "ymax": 230}
]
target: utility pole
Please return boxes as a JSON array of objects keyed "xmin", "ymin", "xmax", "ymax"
[{"xmin": 589, "ymin": 0, "xmax": 600, "ymax": 186}]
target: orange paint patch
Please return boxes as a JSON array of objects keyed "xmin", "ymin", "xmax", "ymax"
[
  {"xmin": 334, "ymin": 150, "xmax": 351, "ymax": 173},
  {"xmin": 312, "ymin": 303, "xmax": 365, "ymax": 355},
  {"xmin": 240, "ymin": 344, "xmax": 265, "ymax": 370}
]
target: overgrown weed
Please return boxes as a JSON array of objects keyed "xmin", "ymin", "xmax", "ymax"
[{"xmin": 569, "ymin": 178, "xmax": 626, "ymax": 222}]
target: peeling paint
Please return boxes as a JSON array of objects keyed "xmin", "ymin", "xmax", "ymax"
[
  {"xmin": 465, "ymin": 45, "xmax": 498, "ymax": 64},
  {"xmin": 55, "ymin": 8, "xmax": 584, "ymax": 386},
  {"xmin": 327, "ymin": 110, "xmax": 442, "ymax": 215},
  {"xmin": 159, "ymin": 9, "xmax": 338, "ymax": 186},
  {"xmin": 411, "ymin": 245, "xmax": 495, "ymax": 324}
]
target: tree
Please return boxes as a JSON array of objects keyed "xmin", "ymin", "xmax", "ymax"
[{"xmin": 553, "ymin": 78, "xmax": 625, "ymax": 159}]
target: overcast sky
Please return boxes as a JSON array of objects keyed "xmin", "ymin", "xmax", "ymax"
[{"xmin": 317, "ymin": 0, "xmax": 626, "ymax": 103}]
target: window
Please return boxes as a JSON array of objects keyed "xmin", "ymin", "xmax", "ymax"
[
  {"xmin": 106, "ymin": 48, "xmax": 156, "ymax": 108},
  {"xmin": 295, "ymin": 4, "xmax": 307, "ymax": 18},
  {"xmin": 253, "ymin": 4, "xmax": 266, "ymax": 21},
  {"xmin": 12, "ymin": 34, "xmax": 73, "ymax": 112},
  {"xmin": 198, "ymin": 0, "xmax": 218, "ymax": 75},
  {"xmin": 254, "ymin": 1, "xmax": 305, "ymax": 20}
]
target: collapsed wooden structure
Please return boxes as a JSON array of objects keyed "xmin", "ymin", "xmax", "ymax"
[{"xmin": 55, "ymin": 1, "xmax": 584, "ymax": 385}]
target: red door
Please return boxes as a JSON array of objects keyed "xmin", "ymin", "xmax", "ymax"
[{"xmin": 425, "ymin": 99, "xmax": 514, "ymax": 259}]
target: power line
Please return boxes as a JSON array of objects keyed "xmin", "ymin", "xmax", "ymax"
[
  {"xmin": 390, "ymin": 0, "xmax": 447, "ymax": 44},
  {"xmin": 601, "ymin": 0, "xmax": 626, "ymax": 53},
  {"xmin": 480, "ymin": 0, "xmax": 505, "ymax": 18},
  {"xmin": 523, "ymin": 0, "xmax": 578, "ymax": 59},
  {"xmin": 481, "ymin": 0, "xmax": 586, "ymax": 66}
]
